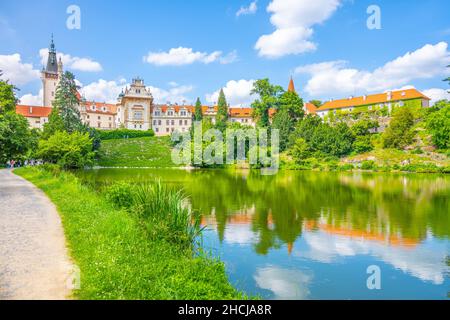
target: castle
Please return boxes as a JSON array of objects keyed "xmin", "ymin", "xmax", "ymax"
[{"xmin": 15, "ymin": 37, "xmax": 430, "ymax": 135}]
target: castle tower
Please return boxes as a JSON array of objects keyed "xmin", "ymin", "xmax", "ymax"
[
  {"xmin": 288, "ymin": 77, "xmax": 296, "ymax": 93},
  {"xmin": 41, "ymin": 35, "xmax": 62, "ymax": 107},
  {"xmin": 119, "ymin": 77, "xmax": 154, "ymax": 131}
]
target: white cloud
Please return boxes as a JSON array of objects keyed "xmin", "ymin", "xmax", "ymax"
[
  {"xmin": 236, "ymin": 1, "xmax": 258, "ymax": 17},
  {"xmin": 143, "ymin": 47, "xmax": 237, "ymax": 66},
  {"xmin": 19, "ymin": 89, "xmax": 43, "ymax": 106},
  {"xmin": 255, "ymin": 0, "xmax": 341, "ymax": 58},
  {"xmin": 0, "ymin": 53, "xmax": 40, "ymax": 85},
  {"xmin": 295, "ymin": 42, "xmax": 450, "ymax": 98},
  {"xmin": 80, "ymin": 79, "xmax": 126, "ymax": 103},
  {"xmin": 79, "ymin": 79, "xmax": 194, "ymax": 104},
  {"xmin": 39, "ymin": 48, "xmax": 102, "ymax": 72},
  {"xmin": 149, "ymin": 84, "xmax": 194, "ymax": 104},
  {"xmin": 206, "ymin": 79, "xmax": 255, "ymax": 107},
  {"xmin": 423, "ymin": 88, "xmax": 450, "ymax": 105},
  {"xmin": 219, "ymin": 50, "xmax": 239, "ymax": 64}
]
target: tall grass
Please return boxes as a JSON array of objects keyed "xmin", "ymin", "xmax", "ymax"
[
  {"xmin": 132, "ymin": 181, "xmax": 204, "ymax": 248},
  {"xmin": 104, "ymin": 180, "xmax": 204, "ymax": 248}
]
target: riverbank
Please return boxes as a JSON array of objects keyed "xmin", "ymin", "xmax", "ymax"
[{"xmin": 14, "ymin": 167, "xmax": 243, "ymax": 300}]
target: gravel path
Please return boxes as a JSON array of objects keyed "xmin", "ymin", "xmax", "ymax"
[{"xmin": 0, "ymin": 169, "xmax": 74, "ymax": 300}]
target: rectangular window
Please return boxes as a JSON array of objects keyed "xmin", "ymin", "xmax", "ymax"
[
  {"xmin": 179, "ymin": 120, "xmax": 182, "ymax": 125},
  {"xmin": 166, "ymin": 128, "xmax": 169, "ymax": 132},
  {"xmin": 171, "ymin": 120, "xmax": 174, "ymax": 125},
  {"xmin": 166, "ymin": 120, "xmax": 169, "ymax": 125},
  {"xmin": 158, "ymin": 120, "xmax": 161, "ymax": 125},
  {"xmin": 133, "ymin": 111, "xmax": 143, "ymax": 120},
  {"xmin": 98, "ymin": 116, "xmax": 101, "ymax": 120},
  {"xmin": 155, "ymin": 128, "xmax": 159, "ymax": 132},
  {"xmin": 184, "ymin": 120, "xmax": 188, "ymax": 125}
]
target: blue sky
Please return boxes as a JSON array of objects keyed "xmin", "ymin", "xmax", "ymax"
[{"xmin": 0, "ymin": 0, "xmax": 449, "ymax": 106}]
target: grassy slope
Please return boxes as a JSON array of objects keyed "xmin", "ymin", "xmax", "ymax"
[
  {"xmin": 97, "ymin": 136, "xmax": 177, "ymax": 168},
  {"xmin": 14, "ymin": 167, "xmax": 242, "ymax": 300}
]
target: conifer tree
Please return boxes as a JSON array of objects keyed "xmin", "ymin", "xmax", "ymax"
[
  {"xmin": 215, "ymin": 89, "xmax": 228, "ymax": 131},
  {"xmin": 194, "ymin": 97, "xmax": 203, "ymax": 121},
  {"xmin": 53, "ymin": 71, "xmax": 82, "ymax": 133}
]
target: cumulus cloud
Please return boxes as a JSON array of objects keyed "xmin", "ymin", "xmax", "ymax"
[
  {"xmin": 143, "ymin": 47, "xmax": 237, "ymax": 66},
  {"xmin": 255, "ymin": 0, "xmax": 341, "ymax": 58},
  {"xmin": 79, "ymin": 79, "xmax": 194, "ymax": 104},
  {"xmin": 422, "ymin": 88, "xmax": 450, "ymax": 105},
  {"xmin": 0, "ymin": 53, "xmax": 40, "ymax": 85},
  {"xmin": 19, "ymin": 89, "xmax": 43, "ymax": 106},
  {"xmin": 148, "ymin": 84, "xmax": 194, "ymax": 104},
  {"xmin": 206, "ymin": 79, "xmax": 255, "ymax": 106},
  {"xmin": 236, "ymin": 1, "xmax": 258, "ymax": 17},
  {"xmin": 295, "ymin": 42, "xmax": 450, "ymax": 98},
  {"xmin": 39, "ymin": 48, "xmax": 102, "ymax": 72}
]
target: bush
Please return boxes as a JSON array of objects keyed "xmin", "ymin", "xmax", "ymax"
[
  {"xmin": 98, "ymin": 129, "xmax": 155, "ymax": 140},
  {"xmin": 383, "ymin": 107, "xmax": 415, "ymax": 149},
  {"xmin": 37, "ymin": 131, "xmax": 94, "ymax": 169},
  {"xmin": 426, "ymin": 103, "xmax": 450, "ymax": 149},
  {"xmin": 104, "ymin": 181, "xmax": 136, "ymax": 209},
  {"xmin": 361, "ymin": 160, "xmax": 377, "ymax": 170}
]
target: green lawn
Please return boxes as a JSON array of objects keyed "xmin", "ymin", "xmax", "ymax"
[
  {"xmin": 14, "ymin": 167, "xmax": 243, "ymax": 300},
  {"xmin": 97, "ymin": 136, "xmax": 177, "ymax": 167}
]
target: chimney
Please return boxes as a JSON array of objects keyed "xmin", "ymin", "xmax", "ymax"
[
  {"xmin": 29, "ymin": 106, "xmax": 33, "ymax": 114},
  {"xmin": 363, "ymin": 95, "xmax": 367, "ymax": 101},
  {"xmin": 387, "ymin": 91, "xmax": 392, "ymax": 101}
]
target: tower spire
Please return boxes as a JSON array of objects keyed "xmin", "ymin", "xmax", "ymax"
[
  {"xmin": 288, "ymin": 76, "xmax": 296, "ymax": 93},
  {"xmin": 45, "ymin": 34, "xmax": 58, "ymax": 73}
]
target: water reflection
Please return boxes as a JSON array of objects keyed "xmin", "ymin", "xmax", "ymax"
[{"xmin": 78, "ymin": 169, "xmax": 450, "ymax": 299}]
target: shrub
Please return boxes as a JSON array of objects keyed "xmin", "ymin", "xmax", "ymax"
[
  {"xmin": 98, "ymin": 129, "xmax": 155, "ymax": 140},
  {"xmin": 104, "ymin": 181, "xmax": 136, "ymax": 209},
  {"xmin": 426, "ymin": 103, "xmax": 450, "ymax": 149},
  {"xmin": 361, "ymin": 160, "xmax": 377, "ymax": 170},
  {"xmin": 383, "ymin": 107, "xmax": 415, "ymax": 149},
  {"xmin": 36, "ymin": 131, "xmax": 94, "ymax": 169}
]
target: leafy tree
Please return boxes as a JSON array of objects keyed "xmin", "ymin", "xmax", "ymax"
[
  {"xmin": 383, "ymin": 107, "xmax": 415, "ymax": 149},
  {"xmin": 42, "ymin": 108, "xmax": 65, "ymax": 139},
  {"xmin": 444, "ymin": 65, "xmax": 450, "ymax": 88},
  {"xmin": 36, "ymin": 130, "xmax": 94, "ymax": 168},
  {"xmin": 272, "ymin": 109, "xmax": 294, "ymax": 152},
  {"xmin": 290, "ymin": 138, "xmax": 311, "ymax": 162},
  {"xmin": 194, "ymin": 97, "xmax": 203, "ymax": 121},
  {"xmin": 0, "ymin": 112, "xmax": 32, "ymax": 163},
  {"xmin": 0, "ymin": 71, "xmax": 18, "ymax": 114},
  {"xmin": 289, "ymin": 115, "xmax": 322, "ymax": 147},
  {"xmin": 279, "ymin": 90, "xmax": 304, "ymax": 120},
  {"xmin": 426, "ymin": 102, "xmax": 450, "ymax": 149},
  {"xmin": 251, "ymin": 79, "xmax": 284, "ymax": 127},
  {"xmin": 309, "ymin": 100, "xmax": 323, "ymax": 108},
  {"xmin": 215, "ymin": 89, "xmax": 228, "ymax": 132},
  {"xmin": 53, "ymin": 71, "xmax": 82, "ymax": 132},
  {"xmin": 350, "ymin": 118, "xmax": 379, "ymax": 153}
]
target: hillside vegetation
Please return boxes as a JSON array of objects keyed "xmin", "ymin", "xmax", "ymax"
[{"xmin": 97, "ymin": 136, "xmax": 177, "ymax": 168}]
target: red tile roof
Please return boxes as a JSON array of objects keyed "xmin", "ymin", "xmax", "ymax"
[
  {"xmin": 304, "ymin": 102, "xmax": 317, "ymax": 114},
  {"xmin": 317, "ymin": 88, "xmax": 430, "ymax": 111},
  {"xmin": 82, "ymin": 101, "xmax": 117, "ymax": 115},
  {"xmin": 16, "ymin": 105, "xmax": 52, "ymax": 118}
]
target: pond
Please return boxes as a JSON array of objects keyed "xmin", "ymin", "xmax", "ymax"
[{"xmin": 77, "ymin": 168, "xmax": 450, "ymax": 300}]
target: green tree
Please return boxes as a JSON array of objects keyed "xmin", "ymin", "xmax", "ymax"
[
  {"xmin": 42, "ymin": 108, "xmax": 65, "ymax": 139},
  {"xmin": 426, "ymin": 102, "xmax": 450, "ymax": 149},
  {"xmin": 53, "ymin": 71, "xmax": 82, "ymax": 132},
  {"xmin": 290, "ymin": 137, "xmax": 311, "ymax": 162},
  {"xmin": 194, "ymin": 97, "xmax": 203, "ymax": 121},
  {"xmin": 309, "ymin": 100, "xmax": 323, "ymax": 108},
  {"xmin": 444, "ymin": 65, "xmax": 450, "ymax": 88},
  {"xmin": 0, "ymin": 71, "xmax": 18, "ymax": 114},
  {"xmin": 383, "ymin": 107, "xmax": 415, "ymax": 149},
  {"xmin": 0, "ymin": 112, "xmax": 32, "ymax": 163},
  {"xmin": 215, "ymin": 89, "xmax": 228, "ymax": 132},
  {"xmin": 350, "ymin": 118, "xmax": 379, "ymax": 153},
  {"xmin": 36, "ymin": 130, "xmax": 94, "ymax": 168},
  {"xmin": 251, "ymin": 79, "xmax": 284, "ymax": 127},
  {"xmin": 272, "ymin": 109, "xmax": 294, "ymax": 152},
  {"xmin": 279, "ymin": 90, "xmax": 304, "ymax": 120}
]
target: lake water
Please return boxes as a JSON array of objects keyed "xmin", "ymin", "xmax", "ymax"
[{"xmin": 77, "ymin": 168, "xmax": 450, "ymax": 300}]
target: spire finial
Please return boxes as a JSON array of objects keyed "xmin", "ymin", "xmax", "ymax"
[{"xmin": 288, "ymin": 77, "xmax": 296, "ymax": 93}]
